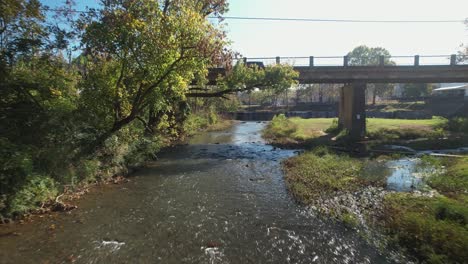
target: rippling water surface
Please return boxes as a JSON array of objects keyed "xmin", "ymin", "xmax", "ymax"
[{"xmin": 0, "ymin": 122, "xmax": 396, "ymax": 264}]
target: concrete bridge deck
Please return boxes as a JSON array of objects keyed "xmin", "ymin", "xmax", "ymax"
[
  {"xmin": 207, "ymin": 65, "xmax": 468, "ymax": 84},
  {"xmin": 205, "ymin": 60, "xmax": 468, "ymax": 140}
]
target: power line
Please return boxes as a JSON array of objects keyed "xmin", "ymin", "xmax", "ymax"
[
  {"xmin": 214, "ymin": 16, "xmax": 465, "ymax": 23},
  {"xmin": 41, "ymin": 8, "xmax": 466, "ymax": 24}
]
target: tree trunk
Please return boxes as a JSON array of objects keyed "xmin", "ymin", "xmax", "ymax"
[{"xmin": 372, "ymin": 87, "xmax": 377, "ymax": 105}]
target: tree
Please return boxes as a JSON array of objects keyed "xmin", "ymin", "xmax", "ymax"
[
  {"xmin": 186, "ymin": 61, "xmax": 298, "ymax": 98},
  {"xmin": 0, "ymin": 0, "xmax": 47, "ymax": 67},
  {"xmin": 347, "ymin": 45, "xmax": 395, "ymax": 104},
  {"xmin": 0, "ymin": 0, "xmax": 300, "ymax": 216},
  {"xmin": 74, "ymin": 0, "xmax": 299, "ymax": 153},
  {"xmin": 402, "ymin": 83, "xmax": 434, "ymax": 98},
  {"xmin": 75, "ymin": 0, "xmax": 231, "ymax": 147}
]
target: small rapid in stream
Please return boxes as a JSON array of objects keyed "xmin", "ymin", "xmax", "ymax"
[{"xmin": 0, "ymin": 122, "xmax": 401, "ymax": 264}]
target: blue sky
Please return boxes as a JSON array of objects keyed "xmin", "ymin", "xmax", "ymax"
[{"xmin": 42, "ymin": 0, "xmax": 468, "ymax": 63}]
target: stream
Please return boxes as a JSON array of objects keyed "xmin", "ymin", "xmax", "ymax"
[{"xmin": 0, "ymin": 122, "xmax": 400, "ymax": 264}]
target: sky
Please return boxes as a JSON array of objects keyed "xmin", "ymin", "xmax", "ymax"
[{"xmin": 42, "ymin": 0, "xmax": 468, "ymax": 64}]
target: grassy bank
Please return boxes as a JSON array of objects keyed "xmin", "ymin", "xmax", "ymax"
[
  {"xmin": 263, "ymin": 115, "xmax": 468, "ymax": 149},
  {"xmin": 283, "ymin": 148, "xmax": 380, "ymax": 203},
  {"xmin": 1, "ymin": 112, "xmax": 233, "ymax": 220},
  {"xmin": 381, "ymin": 157, "xmax": 468, "ymax": 263},
  {"xmin": 281, "ymin": 145, "xmax": 468, "ymax": 263}
]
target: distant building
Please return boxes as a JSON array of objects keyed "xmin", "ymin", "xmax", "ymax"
[{"xmin": 433, "ymin": 84, "xmax": 468, "ymax": 98}]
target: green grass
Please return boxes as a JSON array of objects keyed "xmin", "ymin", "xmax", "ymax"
[
  {"xmin": 382, "ymin": 193, "xmax": 468, "ymax": 263},
  {"xmin": 282, "ymin": 147, "xmax": 384, "ymax": 203},
  {"xmin": 381, "ymin": 157, "xmax": 468, "ymax": 263},
  {"xmin": 262, "ymin": 115, "xmax": 324, "ymax": 145},
  {"xmin": 263, "ymin": 116, "xmax": 448, "ymax": 146},
  {"xmin": 428, "ymin": 157, "xmax": 468, "ymax": 198}
]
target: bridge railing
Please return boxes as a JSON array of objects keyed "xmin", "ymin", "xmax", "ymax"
[{"xmin": 233, "ymin": 54, "xmax": 468, "ymax": 67}]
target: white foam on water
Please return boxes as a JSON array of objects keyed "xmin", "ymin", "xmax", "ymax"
[{"xmin": 95, "ymin": 240, "xmax": 125, "ymax": 252}]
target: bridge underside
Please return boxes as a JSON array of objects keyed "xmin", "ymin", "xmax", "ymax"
[
  {"xmin": 295, "ymin": 65, "xmax": 468, "ymax": 84},
  {"xmin": 207, "ymin": 65, "xmax": 468, "ymax": 140}
]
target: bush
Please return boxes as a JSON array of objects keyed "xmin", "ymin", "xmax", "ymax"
[
  {"xmin": 184, "ymin": 113, "xmax": 213, "ymax": 135},
  {"xmin": 9, "ymin": 175, "xmax": 58, "ymax": 215},
  {"xmin": 263, "ymin": 114, "xmax": 297, "ymax": 139},
  {"xmin": 447, "ymin": 117, "xmax": 468, "ymax": 133}
]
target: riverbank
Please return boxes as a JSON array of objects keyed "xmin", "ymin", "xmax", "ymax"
[
  {"xmin": 264, "ymin": 115, "xmax": 468, "ymax": 262},
  {"xmin": 0, "ymin": 115, "xmax": 236, "ymax": 223},
  {"xmin": 262, "ymin": 115, "xmax": 468, "ymax": 150},
  {"xmin": 281, "ymin": 146, "xmax": 468, "ymax": 263},
  {"xmin": 1, "ymin": 122, "xmax": 394, "ymax": 264}
]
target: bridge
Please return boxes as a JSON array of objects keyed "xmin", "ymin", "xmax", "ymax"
[{"xmin": 207, "ymin": 54, "xmax": 468, "ymax": 139}]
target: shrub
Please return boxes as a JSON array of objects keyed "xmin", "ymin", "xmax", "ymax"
[
  {"xmin": 9, "ymin": 175, "xmax": 58, "ymax": 215},
  {"xmin": 447, "ymin": 117, "xmax": 468, "ymax": 133},
  {"xmin": 265, "ymin": 114, "xmax": 297, "ymax": 138}
]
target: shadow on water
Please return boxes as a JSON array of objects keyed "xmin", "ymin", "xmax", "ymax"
[{"xmin": 0, "ymin": 122, "xmax": 400, "ymax": 264}]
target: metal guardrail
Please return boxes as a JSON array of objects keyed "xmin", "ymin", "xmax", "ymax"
[{"xmin": 233, "ymin": 54, "xmax": 468, "ymax": 67}]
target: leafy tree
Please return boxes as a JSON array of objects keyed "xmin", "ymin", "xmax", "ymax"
[
  {"xmin": 347, "ymin": 45, "xmax": 395, "ymax": 105},
  {"xmin": 402, "ymin": 83, "xmax": 434, "ymax": 98},
  {"xmin": 0, "ymin": 0, "xmax": 46, "ymax": 67},
  {"xmin": 347, "ymin": 45, "xmax": 394, "ymax": 66},
  {"xmin": 0, "ymin": 0, "xmax": 299, "ymax": 216},
  {"xmin": 186, "ymin": 61, "xmax": 298, "ymax": 98},
  {"xmin": 75, "ymin": 0, "xmax": 231, "ymax": 149}
]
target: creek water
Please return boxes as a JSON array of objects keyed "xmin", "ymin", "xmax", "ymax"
[{"xmin": 0, "ymin": 122, "xmax": 398, "ymax": 264}]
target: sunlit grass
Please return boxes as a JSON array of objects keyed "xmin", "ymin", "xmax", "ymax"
[{"xmin": 263, "ymin": 116, "xmax": 447, "ymax": 145}]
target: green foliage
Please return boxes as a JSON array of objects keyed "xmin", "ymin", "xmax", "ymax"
[
  {"xmin": 0, "ymin": 0, "xmax": 297, "ymax": 218},
  {"xmin": 263, "ymin": 115, "xmax": 326, "ymax": 145},
  {"xmin": 402, "ymin": 83, "xmax": 435, "ymax": 98},
  {"xmin": 383, "ymin": 193, "xmax": 468, "ymax": 263},
  {"xmin": 264, "ymin": 117, "xmax": 449, "ymax": 147},
  {"xmin": 208, "ymin": 106, "xmax": 218, "ymax": 125},
  {"xmin": 9, "ymin": 175, "xmax": 58, "ymax": 215},
  {"xmin": 347, "ymin": 45, "xmax": 394, "ymax": 66},
  {"xmin": 367, "ymin": 127, "xmax": 446, "ymax": 141},
  {"xmin": 446, "ymin": 117, "xmax": 468, "ymax": 133},
  {"xmin": 184, "ymin": 114, "xmax": 212, "ymax": 134},
  {"xmin": 282, "ymin": 149, "xmax": 366, "ymax": 203},
  {"xmin": 428, "ymin": 157, "xmax": 468, "ymax": 196},
  {"xmin": 382, "ymin": 157, "xmax": 468, "ymax": 263},
  {"xmin": 217, "ymin": 61, "xmax": 299, "ymax": 96},
  {"xmin": 265, "ymin": 114, "xmax": 298, "ymax": 137},
  {"xmin": 347, "ymin": 46, "xmax": 395, "ymax": 104},
  {"xmin": 0, "ymin": 137, "xmax": 33, "ymax": 194}
]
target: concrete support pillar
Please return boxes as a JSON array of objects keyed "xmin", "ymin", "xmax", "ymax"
[{"xmin": 338, "ymin": 82, "xmax": 366, "ymax": 140}]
